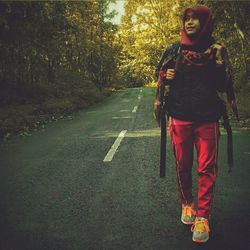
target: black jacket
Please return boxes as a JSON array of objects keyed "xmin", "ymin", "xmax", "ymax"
[{"xmin": 156, "ymin": 42, "xmax": 234, "ymax": 122}]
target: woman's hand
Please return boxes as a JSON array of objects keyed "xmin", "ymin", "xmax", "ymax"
[{"xmin": 166, "ymin": 69, "xmax": 175, "ymax": 80}]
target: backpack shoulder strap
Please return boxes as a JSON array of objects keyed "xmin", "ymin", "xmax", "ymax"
[
  {"xmin": 170, "ymin": 42, "xmax": 181, "ymax": 58},
  {"xmin": 163, "ymin": 42, "xmax": 181, "ymax": 61},
  {"xmin": 211, "ymin": 42, "xmax": 235, "ymax": 103},
  {"xmin": 155, "ymin": 42, "xmax": 181, "ymax": 78}
]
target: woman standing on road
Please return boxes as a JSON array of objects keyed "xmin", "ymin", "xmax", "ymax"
[{"xmin": 155, "ymin": 5, "xmax": 236, "ymax": 243}]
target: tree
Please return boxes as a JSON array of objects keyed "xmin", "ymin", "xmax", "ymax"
[
  {"xmin": 199, "ymin": 0, "xmax": 250, "ymax": 91},
  {"xmin": 115, "ymin": 0, "xmax": 196, "ymax": 87},
  {"xmin": 0, "ymin": 0, "xmax": 120, "ymax": 106}
]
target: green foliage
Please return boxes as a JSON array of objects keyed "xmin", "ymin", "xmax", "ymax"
[
  {"xmin": 115, "ymin": 0, "xmax": 197, "ymax": 87},
  {"xmin": 0, "ymin": 104, "xmax": 36, "ymax": 138},
  {"xmin": 0, "ymin": 0, "xmax": 120, "ymax": 107},
  {"xmin": 199, "ymin": 0, "xmax": 250, "ymax": 93},
  {"xmin": 41, "ymin": 98, "xmax": 75, "ymax": 114},
  {"xmin": 0, "ymin": 86, "xmax": 111, "ymax": 139},
  {"xmin": 236, "ymin": 92, "xmax": 250, "ymax": 119}
]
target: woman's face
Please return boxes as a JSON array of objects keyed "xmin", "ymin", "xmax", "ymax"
[{"xmin": 184, "ymin": 11, "xmax": 201, "ymax": 35}]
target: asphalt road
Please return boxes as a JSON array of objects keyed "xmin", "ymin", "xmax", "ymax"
[{"xmin": 0, "ymin": 87, "xmax": 250, "ymax": 250}]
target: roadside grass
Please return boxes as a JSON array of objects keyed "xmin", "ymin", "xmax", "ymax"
[
  {"xmin": 235, "ymin": 91, "xmax": 250, "ymax": 118},
  {"xmin": 225, "ymin": 90, "xmax": 250, "ymax": 127},
  {"xmin": 0, "ymin": 87, "xmax": 114, "ymax": 140}
]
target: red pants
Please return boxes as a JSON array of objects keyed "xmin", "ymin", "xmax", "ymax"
[{"xmin": 169, "ymin": 118, "xmax": 220, "ymax": 218}]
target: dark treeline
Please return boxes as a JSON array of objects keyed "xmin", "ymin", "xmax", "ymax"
[
  {"xmin": 200, "ymin": 0, "xmax": 250, "ymax": 91},
  {"xmin": 0, "ymin": 0, "xmax": 119, "ymax": 107},
  {"xmin": 199, "ymin": 0, "xmax": 250, "ymax": 122}
]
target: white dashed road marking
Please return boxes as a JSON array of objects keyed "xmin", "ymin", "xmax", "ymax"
[
  {"xmin": 132, "ymin": 106, "xmax": 138, "ymax": 113},
  {"xmin": 103, "ymin": 130, "xmax": 127, "ymax": 162},
  {"xmin": 105, "ymin": 89, "xmax": 143, "ymax": 161},
  {"xmin": 112, "ymin": 116, "xmax": 132, "ymax": 119}
]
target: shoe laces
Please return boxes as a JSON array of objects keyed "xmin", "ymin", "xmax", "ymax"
[
  {"xmin": 191, "ymin": 218, "xmax": 210, "ymax": 233},
  {"xmin": 182, "ymin": 204, "xmax": 196, "ymax": 217}
]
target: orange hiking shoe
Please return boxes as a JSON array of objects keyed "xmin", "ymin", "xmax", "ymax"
[
  {"xmin": 191, "ymin": 217, "xmax": 210, "ymax": 243},
  {"xmin": 181, "ymin": 203, "xmax": 196, "ymax": 225}
]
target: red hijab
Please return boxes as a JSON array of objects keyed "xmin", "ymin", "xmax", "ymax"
[{"xmin": 181, "ymin": 5, "xmax": 214, "ymax": 48}]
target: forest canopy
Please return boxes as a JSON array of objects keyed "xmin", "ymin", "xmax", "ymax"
[{"xmin": 0, "ymin": 0, "xmax": 119, "ymax": 106}]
